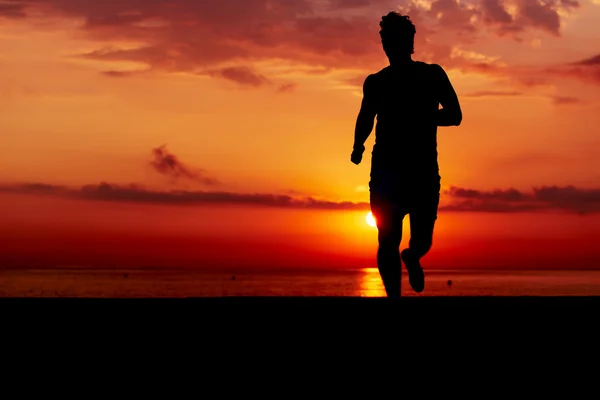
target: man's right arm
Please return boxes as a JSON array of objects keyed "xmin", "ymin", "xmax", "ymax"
[
  {"xmin": 433, "ymin": 64, "xmax": 462, "ymax": 127},
  {"xmin": 351, "ymin": 75, "xmax": 377, "ymax": 165}
]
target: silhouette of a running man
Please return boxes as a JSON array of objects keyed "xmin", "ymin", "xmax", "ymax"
[{"xmin": 351, "ymin": 12, "xmax": 462, "ymax": 298}]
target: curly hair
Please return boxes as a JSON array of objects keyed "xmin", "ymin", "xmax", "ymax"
[{"xmin": 379, "ymin": 12, "xmax": 416, "ymax": 55}]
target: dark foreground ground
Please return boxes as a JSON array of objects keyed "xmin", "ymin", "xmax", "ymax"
[
  {"xmin": 3, "ymin": 296, "xmax": 600, "ymax": 332},
  {"xmin": 2, "ymin": 296, "xmax": 599, "ymax": 385}
]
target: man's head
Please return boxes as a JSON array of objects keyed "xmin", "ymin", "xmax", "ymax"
[{"xmin": 379, "ymin": 12, "xmax": 416, "ymax": 60}]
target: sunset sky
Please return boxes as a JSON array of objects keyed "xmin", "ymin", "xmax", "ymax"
[{"xmin": 1, "ymin": 0, "xmax": 600, "ymax": 270}]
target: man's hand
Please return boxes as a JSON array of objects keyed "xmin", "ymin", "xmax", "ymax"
[{"xmin": 350, "ymin": 146, "xmax": 364, "ymax": 165}]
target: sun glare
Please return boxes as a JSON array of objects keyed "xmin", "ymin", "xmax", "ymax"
[{"xmin": 366, "ymin": 212, "xmax": 377, "ymax": 228}]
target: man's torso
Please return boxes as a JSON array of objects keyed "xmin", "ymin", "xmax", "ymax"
[{"xmin": 368, "ymin": 61, "xmax": 441, "ymax": 189}]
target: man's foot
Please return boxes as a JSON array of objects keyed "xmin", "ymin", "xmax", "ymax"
[{"xmin": 401, "ymin": 249, "xmax": 424, "ymax": 293}]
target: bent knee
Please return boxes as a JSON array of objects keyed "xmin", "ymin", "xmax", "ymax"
[{"xmin": 410, "ymin": 239, "xmax": 433, "ymax": 255}]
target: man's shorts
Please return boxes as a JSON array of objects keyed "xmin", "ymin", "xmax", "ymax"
[{"xmin": 369, "ymin": 170, "xmax": 441, "ymax": 220}]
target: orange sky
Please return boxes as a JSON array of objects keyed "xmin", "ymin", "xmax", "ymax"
[{"xmin": 1, "ymin": 0, "xmax": 600, "ymax": 270}]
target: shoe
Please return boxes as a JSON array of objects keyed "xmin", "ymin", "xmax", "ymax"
[{"xmin": 401, "ymin": 249, "xmax": 424, "ymax": 293}]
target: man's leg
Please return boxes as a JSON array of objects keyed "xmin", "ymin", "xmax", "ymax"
[
  {"xmin": 401, "ymin": 189, "xmax": 440, "ymax": 293},
  {"xmin": 371, "ymin": 194, "xmax": 405, "ymax": 298}
]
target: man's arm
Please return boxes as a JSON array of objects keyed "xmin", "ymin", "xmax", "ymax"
[
  {"xmin": 351, "ymin": 75, "xmax": 377, "ymax": 165},
  {"xmin": 433, "ymin": 64, "xmax": 462, "ymax": 127}
]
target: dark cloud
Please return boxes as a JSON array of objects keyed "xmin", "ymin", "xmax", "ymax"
[
  {"xmin": 3, "ymin": 0, "xmax": 583, "ymax": 87},
  {"xmin": 446, "ymin": 186, "xmax": 528, "ymax": 202},
  {"xmin": 0, "ymin": 1, "xmax": 28, "ymax": 18},
  {"xmin": 480, "ymin": 0, "xmax": 514, "ymax": 26},
  {"xmin": 464, "ymin": 90, "xmax": 523, "ymax": 97},
  {"xmin": 516, "ymin": 0, "xmax": 563, "ymax": 36},
  {"xmin": 326, "ymin": 0, "xmax": 390, "ymax": 9},
  {"xmin": 0, "ymin": 182, "xmax": 370, "ymax": 210},
  {"xmin": 22, "ymin": 0, "xmax": 382, "ymax": 76},
  {"xmin": 101, "ymin": 70, "xmax": 144, "ymax": 78},
  {"xmin": 572, "ymin": 54, "xmax": 600, "ymax": 66},
  {"xmin": 443, "ymin": 185, "xmax": 600, "ymax": 214},
  {"xmin": 551, "ymin": 95, "xmax": 582, "ymax": 105},
  {"xmin": 545, "ymin": 53, "xmax": 600, "ymax": 85},
  {"xmin": 403, "ymin": 0, "xmax": 579, "ymax": 39},
  {"xmin": 429, "ymin": 0, "xmax": 479, "ymax": 33},
  {"xmin": 150, "ymin": 145, "xmax": 220, "ymax": 186},
  {"xmin": 479, "ymin": 0, "xmax": 580, "ymax": 37},
  {"xmin": 2, "ymin": 180, "xmax": 600, "ymax": 214},
  {"xmin": 394, "ymin": 0, "xmax": 583, "ymax": 89},
  {"xmin": 533, "ymin": 186, "xmax": 600, "ymax": 214},
  {"xmin": 451, "ymin": 50, "xmax": 600, "ymax": 89},
  {"xmin": 206, "ymin": 66, "xmax": 271, "ymax": 87},
  {"xmin": 463, "ymin": 91, "xmax": 584, "ymax": 105},
  {"xmin": 277, "ymin": 82, "xmax": 298, "ymax": 93}
]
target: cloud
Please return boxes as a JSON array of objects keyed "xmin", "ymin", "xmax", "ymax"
[
  {"xmin": 572, "ymin": 54, "xmax": 600, "ymax": 66},
  {"xmin": 0, "ymin": 182, "xmax": 370, "ymax": 210},
  {"xmin": 150, "ymin": 145, "xmax": 220, "ymax": 186},
  {"xmin": 551, "ymin": 95, "xmax": 582, "ymax": 105},
  {"xmin": 3, "ymin": 0, "xmax": 583, "ymax": 87},
  {"xmin": 277, "ymin": 82, "xmax": 298, "ymax": 93},
  {"xmin": 464, "ymin": 90, "xmax": 523, "ymax": 97},
  {"xmin": 20, "ymin": 0, "xmax": 382, "ymax": 76},
  {"xmin": 479, "ymin": 0, "xmax": 580, "ymax": 37},
  {"xmin": 545, "ymin": 53, "xmax": 600, "ymax": 85},
  {"xmin": 206, "ymin": 66, "xmax": 271, "ymax": 87},
  {"xmin": 447, "ymin": 49, "xmax": 600, "ymax": 90},
  {"xmin": 0, "ymin": 1, "xmax": 27, "ymax": 18},
  {"xmin": 443, "ymin": 185, "xmax": 600, "ymax": 214},
  {"xmin": 403, "ymin": 0, "xmax": 580, "ymax": 39},
  {"xmin": 462, "ymin": 91, "xmax": 584, "ymax": 106},
  {"xmin": 480, "ymin": 0, "xmax": 515, "ymax": 27},
  {"xmin": 2, "ymin": 180, "xmax": 600, "ymax": 214},
  {"xmin": 101, "ymin": 70, "xmax": 146, "ymax": 78}
]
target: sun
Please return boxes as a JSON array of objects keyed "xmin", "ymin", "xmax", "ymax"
[{"xmin": 366, "ymin": 212, "xmax": 377, "ymax": 228}]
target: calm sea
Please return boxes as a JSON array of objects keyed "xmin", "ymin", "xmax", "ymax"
[{"xmin": 1, "ymin": 268, "xmax": 600, "ymax": 297}]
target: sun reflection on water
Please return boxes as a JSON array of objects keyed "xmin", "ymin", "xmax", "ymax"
[{"xmin": 359, "ymin": 267, "xmax": 387, "ymax": 297}]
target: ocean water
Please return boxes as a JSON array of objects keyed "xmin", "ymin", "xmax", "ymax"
[{"xmin": 1, "ymin": 268, "xmax": 600, "ymax": 297}]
